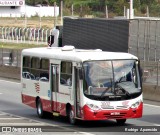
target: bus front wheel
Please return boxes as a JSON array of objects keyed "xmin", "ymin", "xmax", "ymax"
[
  {"xmin": 37, "ymin": 99, "xmax": 44, "ymax": 118},
  {"xmin": 68, "ymin": 108, "xmax": 76, "ymax": 125},
  {"xmin": 116, "ymin": 119, "xmax": 126, "ymax": 125}
]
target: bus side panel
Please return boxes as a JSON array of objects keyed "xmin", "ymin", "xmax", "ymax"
[
  {"xmin": 21, "ymin": 94, "xmax": 36, "ymax": 108},
  {"xmin": 21, "ymin": 79, "xmax": 51, "ymax": 111},
  {"xmin": 21, "ymin": 79, "xmax": 37, "ymax": 108},
  {"xmin": 40, "ymin": 98, "xmax": 52, "ymax": 112}
]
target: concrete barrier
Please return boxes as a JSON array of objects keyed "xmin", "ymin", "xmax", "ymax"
[
  {"xmin": 0, "ymin": 65, "xmax": 20, "ymax": 80},
  {"xmin": 143, "ymin": 84, "xmax": 160, "ymax": 102}
]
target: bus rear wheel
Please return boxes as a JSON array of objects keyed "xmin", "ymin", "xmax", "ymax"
[
  {"xmin": 37, "ymin": 99, "xmax": 44, "ymax": 118},
  {"xmin": 116, "ymin": 119, "xmax": 126, "ymax": 125}
]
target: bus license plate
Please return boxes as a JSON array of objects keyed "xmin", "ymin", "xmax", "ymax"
[{"xmin": 110, "ymin": 112, "xmax": 120, "ymax": 115}]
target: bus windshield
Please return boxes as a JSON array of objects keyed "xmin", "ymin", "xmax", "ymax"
[{"xmin": 83, "ymin": 60, "xmax": 142, "ymax": 101}]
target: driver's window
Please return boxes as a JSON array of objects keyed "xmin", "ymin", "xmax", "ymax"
[{"xmin": 60, "ymin": 61, "xmax": 72, "ymax": 86}]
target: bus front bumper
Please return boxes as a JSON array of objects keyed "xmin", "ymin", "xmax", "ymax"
[{"xmin": 81, "ymin": 102, "xmax": 143, "ymax": 120}]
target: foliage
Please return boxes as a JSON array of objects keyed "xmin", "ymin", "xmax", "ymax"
[{"xmin": 25, "ymin": 0, "xmax": 160, "ymax": 17}]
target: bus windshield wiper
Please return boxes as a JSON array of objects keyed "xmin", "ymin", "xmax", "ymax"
[{"xmin": 100, "ymin": 86, "xmax": 113, "ymax": 98}]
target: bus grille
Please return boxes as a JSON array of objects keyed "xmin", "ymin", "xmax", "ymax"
[
  {"xmin": 101, "ymin": 106, "xmax": 128, "ymax": 110},
  {"xmin": 116, "ymin": 106, "xmax": 128, "ymax": 109},
  {"xmin": 103, "ymin": 112, "xmax": 127, "ymax": 119}
]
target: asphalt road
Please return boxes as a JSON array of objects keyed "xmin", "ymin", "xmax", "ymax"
[{"xmin": 0, "ymin": 78, "xmax": 160, "ymax": 135}]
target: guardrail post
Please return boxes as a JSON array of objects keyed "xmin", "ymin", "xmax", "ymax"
[
  {"xmin": 26, "ymin": 28, "xmax": 30, "ymax": 42},
  {"xmin": 2, "ymin": 27, "xmax": 4, "ymax": 38},
  {"xmin": 22, "ymin": 28, "xmax": 26, "ymax": 43},
  {"xmin": 12, "ymin": 27, "xmax": 15, "ymax": 40},
  {"xmin": 33, "ymin": 28, "xmax": 36, "ymax": 42},
  {"xmin": 45, "ymin": 29, "xmax": 48, "ymax": 43},
  {"xmin": 42, "ymin": 29, "xmax": 44, "ymax": 42},
  {"xmin": 5, "ymin": 27, "xmax": 8, "ymax": 39},
  {"xmin": 9, "ymin": 27, "xmax": 12, "ymax": 41},
  {"xmin": 15, "ymin": 27, "xmax": 18, "ymax": 41},
  {"xmin": 19, "ymin": 28, "xmax": 21, "ymax": 39}
]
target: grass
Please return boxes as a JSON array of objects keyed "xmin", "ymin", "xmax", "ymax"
[
  {"xmin": 0, "ymin": 42, "xmax": 46, "ymax": 49},
  {"xmin": 0, "ymin": 17, "xmax": 51, "ymax": 49},
  {"xmin": 0, "ymin": 17, "xmax": 62, "ymax": 29}
]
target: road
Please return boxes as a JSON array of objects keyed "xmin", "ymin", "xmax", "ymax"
[{"xmin": 0, "ymin": 78, "xmax": 160, "ymax": 135}]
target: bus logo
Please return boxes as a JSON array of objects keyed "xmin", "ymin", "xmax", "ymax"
[
  {"xmin": 122, "ymin": 101, "xmax": 129, "ymax": 107},
  {"xmin": 34, "ymin": 83, "xmax": 40, "ymax": 93},
  {"xmin": 19, "ymin": 1, "xmax": 23, "ymax": 5}
]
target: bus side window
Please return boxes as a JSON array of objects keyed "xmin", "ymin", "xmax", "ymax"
[
  {"xmin": 22, "ymin": 56, "xmax": 31, "ymax": 79},
  {"xmin": 39, "ymin": 59, "xmax": 49, "ymax": 82},
  {"xmin": 60, "ymin": 61, "xmax": 72, "ymax": 86},
  {"xmin": 31, "ymin": 57, "xmax": 40, "ymax": 80}
]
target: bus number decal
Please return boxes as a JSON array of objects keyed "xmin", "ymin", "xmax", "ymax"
[{"xmin": 101, "ymin": 102, "xmax": 111, "ymax": 109}]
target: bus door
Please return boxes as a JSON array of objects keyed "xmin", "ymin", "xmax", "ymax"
[
  {"xmin": 75, "ymin": 67, "xmax": 81, "ymax": 118},
  {"xmin": 51, "ymin": 64, "xmax": 59, "ymax": 112}
]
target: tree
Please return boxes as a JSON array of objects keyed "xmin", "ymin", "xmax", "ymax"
[{"xmin": 25, "ymin": 0, "xmax": 160, "ymax": 17}]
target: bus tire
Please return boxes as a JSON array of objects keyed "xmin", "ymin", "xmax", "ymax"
[
  {"xmin": 37, "ymin": 99, "xmax": 44, "ymax": 118},
  {"xmin": 68, "ymin": 108, "xmax": 76, "ymax": 125},
  {"xmin": 116, "ymin": 119, "xmax": 126, "ymax": 125}
]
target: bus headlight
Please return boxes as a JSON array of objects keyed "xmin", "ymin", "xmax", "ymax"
[
  {"xmin": 86, "ymin": 103, "xmax": 100, "ymax": 111},
  {"xmin": 131, "ymin": 100, "xmax": 141, "ymax": 109}
]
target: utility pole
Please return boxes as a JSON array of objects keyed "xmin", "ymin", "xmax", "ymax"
[
  {"xmin": 129, "ymin": 0, "xmax": 134, "ymax": 19},
  {"xmin": 54, "ymin": 2, "xmax": 57, "ymax": 27},
  {"xmin": 60, "ymin": 1, "xmax": 63, "ymax": 25},
  {"xmin": 105, "ymin": 5, "xmax": 108, "ymax": 19},
  {"xmin": 71, "ymin": 4, "xmax": 74, "ymax": 16}
]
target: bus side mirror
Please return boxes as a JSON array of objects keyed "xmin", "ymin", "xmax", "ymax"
[
  {"xmin": 78, "ymin": 69, "xmax": 84, "ymax": 80},
  {"xmin": 48, "ymin": 35, "xmax": 54, "ymax": 47}
]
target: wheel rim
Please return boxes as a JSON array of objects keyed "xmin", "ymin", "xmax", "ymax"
[
  {"xmin": 38, "ymin": 102, "xmax": 42, "ymax": 115},
  {"xmin": 69, "ymin": 109, "xmax": 75, "ymax": 124}
]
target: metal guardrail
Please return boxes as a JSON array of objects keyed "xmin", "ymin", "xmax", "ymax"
[{"xmin": 0, "ymin": 27, "xmax": 52, "ymax": 45}]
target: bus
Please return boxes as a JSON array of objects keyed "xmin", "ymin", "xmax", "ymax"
[{"xmin": 21, "ymin": 45, "xmax": 143, "ymax": 125}]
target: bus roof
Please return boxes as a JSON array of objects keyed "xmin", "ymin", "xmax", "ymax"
[{"xmin": 22, "ymin": 46, "xmax": 138, "ymax": 62}]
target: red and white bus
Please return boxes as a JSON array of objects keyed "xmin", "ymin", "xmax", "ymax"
[{"xmin": 21, "ymin": 46, "xmax": 143, "ymax": 125}]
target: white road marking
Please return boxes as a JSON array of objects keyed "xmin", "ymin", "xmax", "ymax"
[
  {"xmin": 154, "ymin": 124, "xmax": 160, "ymax": 126},
  {"xmin": 0, "ymin": 111, "xmax": 94, "ymax": 134},
  {"xmin": 144, "ymin": 103, "xmax": 160, "ymax": 108},
  {"xmin": 0, "ymin": 93, "xmax": 2, "ymax": 95},
  {"xmin": 0, "ymin": 123, "xmax": 46, "ymax": 126},
  {"xmin": 0, "ymin": 118, "xmax": 23, "ymax": 120},
  {"xmin": 79, "ymin": 132, "xmax": 95, "ymax": 135}
]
